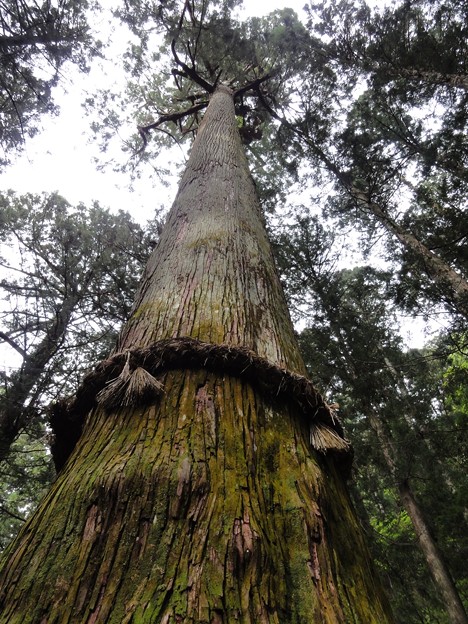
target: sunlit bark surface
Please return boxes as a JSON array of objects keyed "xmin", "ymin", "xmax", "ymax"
[{"xmin": 0, "ymin": 86, "xmax": 393, "ymax": 623}]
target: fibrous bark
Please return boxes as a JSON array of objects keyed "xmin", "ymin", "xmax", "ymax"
[{"xmin": 0, "ymin": 85, "xmax": 393, "ymax": 623}]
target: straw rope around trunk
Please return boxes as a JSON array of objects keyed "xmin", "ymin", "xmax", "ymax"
[{"xmin": 49, "ymin": 337, "xmax": 352, "ymax": 474}]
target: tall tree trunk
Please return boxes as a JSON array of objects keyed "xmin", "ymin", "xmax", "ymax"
[
  {"xmin": 379, "ymin": 68, "xmax": 468, "ymax": 92},
  {"xmin": 349, "ymin": 187, "xmax": 468, "ymax": 316},
  {"xmin": 366, "ymin": 409, "xmax": 468, "ymax": 624},
  {"xmin": 383, "ymin": 355, "xmax": 468, "ymax": 518},
  {"xmin": 295, "ymin": 270, "xmax": 467, "ymax": 622},
  {"xmin": 271, "ymin": 105, "xmax": 468, "ymax": 317},
  {"xmin": 0, "ymin": 293, "xmax": 80, "ymax": 462},
  {"xmin": 0, "ymin": 85, "xmax": 393, "ymax": 623}
]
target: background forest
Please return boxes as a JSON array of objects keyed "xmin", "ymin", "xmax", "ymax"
[{"xmin": 0, "ymin": 0, "xmax": 466, "ymax": 622}]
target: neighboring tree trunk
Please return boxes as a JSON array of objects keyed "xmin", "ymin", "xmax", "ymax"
[
  {"xmin": 382, "ymin": 68, "xmax": 468, "ymax": 92},
  {"xmin": 325, "ymin": 307, "xmax": 467, "ymax": 623},
  {"xmin": 383, "ymin": 355, "xmax": 468, "ymax": 519},
  {"xmin": 0, "ymin": 293, "xmax": 80, "ymax": 462},
  {"xmin": 0, "ymin": 85, "xmax": 393, "ymax": 622},
  {"xmin": 366, "ymin": 408, "xmax": 468, "ymax": 624},
  {"xmin": 348, "ymin": 187, "xmax": 468, "ymax": 317},
  {"xmin": 266, "ymin": 103, "xmax": 468, "ymax": 317},
  {"xmin": 287, "ymin": 260, "xmax": 467, "ymax": 622}
]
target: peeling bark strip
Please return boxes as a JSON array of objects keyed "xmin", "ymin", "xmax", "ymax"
[{"xmin": 50, "ymin": 337, "xmax": 350, "ymax": 472}]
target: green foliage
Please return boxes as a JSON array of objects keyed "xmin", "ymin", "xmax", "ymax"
[
  {"xmin": 443, "ymin": 344, "xmax": 468, "ymax": 415},
  {"xmin": 0, "ymin": 192, "xmax": 154, "ymax": 457},
  {"xmin": 88, "ymin": 1, "xmax": 313, "ymax": 207},
  {"xmin": 0, "ymin": 0, "xmax": 101, "ymax": 166},
  {"xmin": 0, "ymin": 191, "xmax": 157, "ymax": 545},
  {"xmin": 0, "ymin": 430, "xmax": 54, "ymax": 552},
  {"xmin": 0, "ymin": 191, "xmax": 150, "ymax": 391},
  {"xmin": 298, "ymin": 0, "xmax": 468, "ymax": 321}
]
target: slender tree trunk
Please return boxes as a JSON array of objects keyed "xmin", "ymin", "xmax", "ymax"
[
  {"xmin": 0, "ymin": 85, "xmax": 393, "ymax": 623},
  {"xmin": 366, "ymin": 409, "xmax": 468, "ymax": 624},
  {"xmin": 0, "ymin": 293, "xmax": 80, "ymax": 461},
  {"xmin": 280, "ymin": 112, "xmax": 468, "ymax": 317},
  {"xmin": 350, "ymin": 187, "xmax": 468, "ymax": 317},
  {"xmin": 381, "ymin": 68, "xmax": 468, "ymax": 91},
  {"xmin": 383, "ymin": 356, "xmax": 468, "ymax": 518}
]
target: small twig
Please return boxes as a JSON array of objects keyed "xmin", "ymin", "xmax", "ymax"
[{"xmin": 0, "ymin": 504, "xmax": 26, "ymax": 523}]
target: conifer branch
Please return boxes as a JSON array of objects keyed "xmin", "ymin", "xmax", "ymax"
[
  {"xmin": 233, "ymin": 73, "xmax": 275, "ymax": 99},
  {"xmin": 137, "ymin": 101, "xmax": 208, "ymax": 153},
  {"xmin": 0, "ymin": 331, "xmax": 27, "ymax": 359},
  {"xmin": 171, "ymin": 38, "xmax": 214, "ymax": 94}
]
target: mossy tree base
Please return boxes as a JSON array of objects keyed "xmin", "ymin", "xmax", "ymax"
[{"xmin": 0, "ymin": 370, "xmax": 391, "ymax": 623}]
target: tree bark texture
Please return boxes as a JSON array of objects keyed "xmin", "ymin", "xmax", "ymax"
[{"xmin": 0, "ymin": 85, "xmax": 393, "ymax": 623}]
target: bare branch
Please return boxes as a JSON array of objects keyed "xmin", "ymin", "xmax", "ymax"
[
  {"xmin": 0, "ymin": 505, "xmax": 26, "ymax": 523},
  {"xmin": 171, "ymin": 38, "xmax": 214, "ymax": 94},
  {"xmin": 233, "ymin": 73, "xmax": 275, "ymax": 100},
  {"xmin": 136, "ymin": 101, "xmax": 208, "ymax": 154},
  {"xmin": 0, "ymin": 331, "xmax": 27, "ymax": 359}
]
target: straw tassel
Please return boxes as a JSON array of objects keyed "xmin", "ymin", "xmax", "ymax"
[
  {"xmin": 96, "ymin": 354, "xmax": 164, "ymax": 410},
  {"xmin": 310, "ymin": 422, "xmax": 350, "ymax": 453},
  {"xmin": 121, "ymin": 366, "xmax": 164, "ymax": 406}
]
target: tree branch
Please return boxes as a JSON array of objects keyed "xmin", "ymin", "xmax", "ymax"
[
  {"xmin": 0, "ymin": 331, "xmax": 27, "ymax": 359},
  {"xmin": 137, "ymin": 101, "xmax": 208, "ymax": 153},
  {"xmin": 171, "ymin": 38, "xmax": 214, "ymax": 94},
  {"xmin": 0, "ymin": 33, "xmax": 75, "ymax": 48},
  {"xmin": 256, "ymin": 88, "xmax": 468, "ymax": 316},
  {"xmin": 0, "ymin": 504, "xmax": 26, "ymax": 523},
  {"xmin": 233, "ymin": 73, "xmax": 275, "ymax": 99}
]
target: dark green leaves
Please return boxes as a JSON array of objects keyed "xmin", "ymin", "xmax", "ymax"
[{"xmin": 0, "ymin": 0, "xmax": 101, "ymax": 166}]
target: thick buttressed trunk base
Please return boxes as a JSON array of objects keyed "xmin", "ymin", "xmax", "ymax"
[{"xmin": 0, "ymin": 369, "xmax": 392, "ymax": 623}]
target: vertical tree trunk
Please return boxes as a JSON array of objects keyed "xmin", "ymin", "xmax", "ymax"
[
  {"xmin": 0, "ymin": 85, "xmax": 393, "ymax": 623},
  {"xmin": 350, "ymin": 187, "xmax": 468, "ymax": 318},
  {"xmin": 366, "ymin": 409, "xmax": 468, "ymax": 624},
  {"xmin": 0, "ymin": 292, "xmax": 80, "ymax": 462},
  {"xmin": 383, "ymin": 355, "xmax": 468, "ymax": 519}
]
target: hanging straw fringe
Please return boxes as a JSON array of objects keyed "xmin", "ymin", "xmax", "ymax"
[
  {"xmin": 96, "ymin": 354, "xmax": 164, "ymax": 410},
  {"xmin": 121, "ymin": 367, "xmax": 164, "ymax": 406},
  {"xmin": 96, "ymin": 352, "xmax": 132, "ymax": 409},
  {"xmin": 310, "ymin": 423, "xmax": 350, "ymax": 454},
  {"xmin": 50, "ymin": 337, "xmax": 352, "ymax": 474}
]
